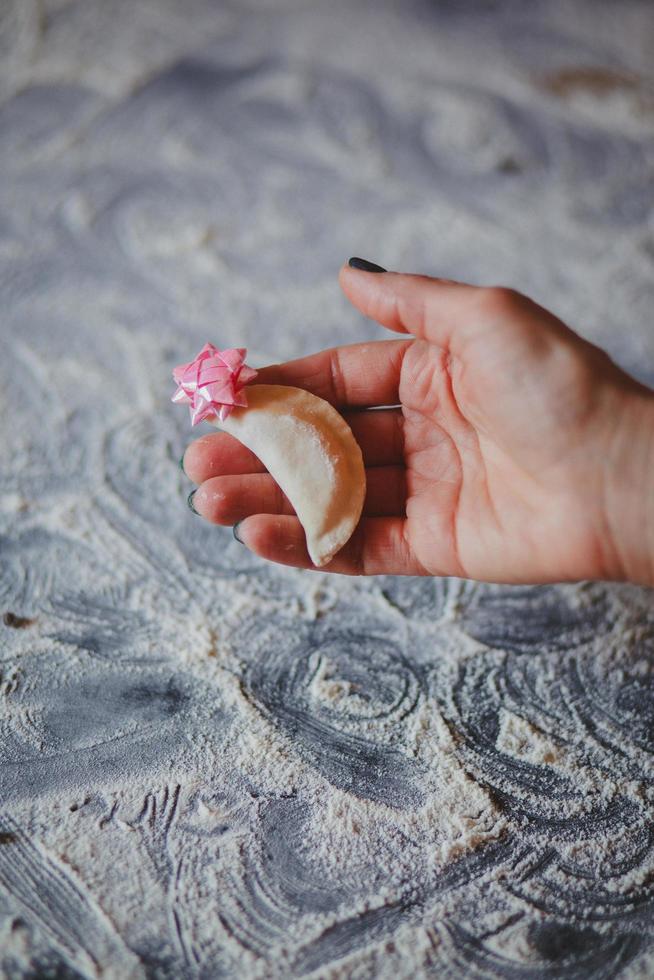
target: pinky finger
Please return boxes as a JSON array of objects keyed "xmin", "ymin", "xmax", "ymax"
[{"xmin": 234, "ymin": 515, "xmax": 426, "ymax": 576}]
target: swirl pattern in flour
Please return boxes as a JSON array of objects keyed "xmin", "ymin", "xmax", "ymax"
[{"xmin": 0, "ymin": 0, "xmax": 654, "ymax": 977}]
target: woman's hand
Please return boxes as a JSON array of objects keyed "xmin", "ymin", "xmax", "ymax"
[{"xmin": 182, "ymin": 261, "xmax": 654, "ymax": 584}]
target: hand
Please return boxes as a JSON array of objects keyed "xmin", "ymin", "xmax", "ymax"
[{"xmin": 181, "ymin": 262, "xmax": 654, "ymax": 584}]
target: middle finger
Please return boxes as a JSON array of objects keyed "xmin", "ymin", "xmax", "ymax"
[
  {"xmin": 191, "ymin": 465, "xmax": 407, "ymax": 524},
  {"xmin": 182, "ymin": 408, "xmax": 404, "ymax": 483}
]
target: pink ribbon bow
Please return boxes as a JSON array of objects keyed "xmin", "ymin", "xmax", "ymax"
[{"xmin": 171, "ymin": 343, "xmax": 258, "ymax": 424}]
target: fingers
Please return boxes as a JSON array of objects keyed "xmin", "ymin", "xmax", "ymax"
[
  {"xmin": 182, "ymin": 432, "xmax": 265, "ymax": 482},
  {"xmin": 182, "ymin": 408, "xmax": 404, "ymax": 483},
  {"xmin": 339, "ymin": 262, "xmax": 484, "ymax": 352},
  {"xmin": 234, "ymin": 515, "xmax": 425, "ymax": 576},
  {"xmin": 191, "ymin": 466, "xmax": 406, "ymax": 523},
  {"xmin": 254, "ymin": 339, "xmax": 409, "ymax": 407}
]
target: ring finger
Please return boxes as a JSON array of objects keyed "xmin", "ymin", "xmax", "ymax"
[{"xmin": 190, "ymin": 465, "xmax": 406, "ymax": 523}]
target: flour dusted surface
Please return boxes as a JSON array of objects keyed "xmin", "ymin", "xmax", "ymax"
[{"xmin": 1, "ymin": 0, "xmax": 654, "ymax": 977}]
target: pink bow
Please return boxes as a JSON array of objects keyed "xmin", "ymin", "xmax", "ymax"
[{"xmin": 172, "ymin": 343, "xmax": 258, "ymax": 424}]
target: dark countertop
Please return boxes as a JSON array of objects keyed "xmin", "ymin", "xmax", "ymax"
[{"xmin": 1, "ymin": 1, "xmax": 654, "ymax": 976}]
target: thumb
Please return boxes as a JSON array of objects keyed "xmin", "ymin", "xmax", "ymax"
[{"xmin": 339, "ymin": 258, "xmax": 482, "ymax": 352}]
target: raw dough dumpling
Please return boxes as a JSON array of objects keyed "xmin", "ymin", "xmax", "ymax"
[{"xmin": 213, "ymin": 384, "xmax": 366, "ymax": 566}]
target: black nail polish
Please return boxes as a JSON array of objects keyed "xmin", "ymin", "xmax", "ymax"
[
  {"xmin": 233, "ymin": 522, "xmax": 244, "ymax": 545},
  {"xmin": 187, "ymin": 490, "xmax": 199, "ymax": 515},
  {"xmin": 348, "ymin": 256, "xmax": 387, "ymax": 273},
  {"xmin": 179, "ymin": 454, "xmax": 186, "ymax": 474}
]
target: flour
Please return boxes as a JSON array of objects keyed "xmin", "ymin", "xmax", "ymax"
[
  {"xmin": 1, "ymin": 0, "xmax": 654, "ymax": 977},
  {"xmin": 496, "ymin": 708, "xmax": 562, "ymax": 765}
]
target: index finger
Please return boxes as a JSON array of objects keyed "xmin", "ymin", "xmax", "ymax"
[{"xmin": 254, "ymin": 339, "xmax": 410, "ymax": 408}]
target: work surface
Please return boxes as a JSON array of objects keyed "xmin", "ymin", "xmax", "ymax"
[{"xmin": 2, "ymin": 1, "xmax": 654, "ymax": 976}]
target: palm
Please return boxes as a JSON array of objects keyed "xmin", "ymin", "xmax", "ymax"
[{"xmin": 399, "ymin": 324, "xmax": 616, "ymax": 582}]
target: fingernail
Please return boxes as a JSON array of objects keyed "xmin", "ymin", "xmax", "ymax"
[
  {"xmin": 348, "ymin": 256, "xmax": 387, "ymax": 273},
  {"xmin": 179, "ymin": 453, "xmax": 186, "ymax": 474},
  {"xmin": 187, "ymin": 490, "xmax": 199, "ymax": 515},
  {"xmin": 233, "ymin": 522, "xmax": 244, "ymax": 545}
]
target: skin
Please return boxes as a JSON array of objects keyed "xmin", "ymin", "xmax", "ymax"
[{"xmin": 182, "ymin": 265, "xmax": 654, "ymax": 585}]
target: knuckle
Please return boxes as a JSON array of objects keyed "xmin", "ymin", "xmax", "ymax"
[
  {"xmin": 395, "ymin": 291, "xmax": 427, "ymax": 338},
  {"xmin": 348, "ymin": 524, "xmax": 366, "ymax": 575},
  {"xmin": 329, "ymin": 348, "xmax": 348, "ymax": 404},
  {"xmin": 478, "ymin": 286, "xmax": 526, "ymax": 320},
  {"xmin": 211, "ymin": 491, "xmax": 230, "ymax": 522},
  {"xmin": 393, "ymin": 411, "xmax": 405, "ymax": 459}
]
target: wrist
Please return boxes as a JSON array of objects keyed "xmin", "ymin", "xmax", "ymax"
[{"xmin": 603, "ymin": 384, "xmax": 654, "ymax": 587}]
